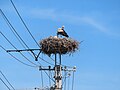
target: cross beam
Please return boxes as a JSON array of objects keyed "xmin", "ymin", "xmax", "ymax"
[{"xmin": 6, "ymin": 49, "xmax": 41, "ymax": 61}]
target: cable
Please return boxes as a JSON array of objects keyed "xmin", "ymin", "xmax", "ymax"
[
  {"xmin": 38, "ymin": 57, "xmax": 54, "ymax": 66},
  {"xmin": 1, "ymin": 7, "xmax": 61, "ymax": 67},
  {"xmin": 62, "ymin": 71, "xmax": 68, "ymax": 90},
  {"xmin": 0, "ymin": 31, "xmax": 38, "ymax": 66},
  {"xmin": 49, "ymin": 70, "xmax": 51, "ymax": 87},
  {"xmin": 0, "ymin": 70, "xmax": 15, "ymax": 90},
  {"xmin": 0, "ymin": 31, "xmax": 54, "ymax": 77},
  {"xmin": 0, "ymin": 77, "xmax": 11, "ymax": 90},
  {"xmin": 0, "ymin": 9, "xmax": 36, "ymax": 60},
  {"xmin": 0, "ymin": 45, "xmax": 38, "ymax": 68},
  {"xmin": 68, "ymin": 76, "xmax": 70, "ymax": 90},
  {"xmin": 64, "ymin": 71, "xmax": 67, "ymax": 90},
  {"xmin": 0, "ymin": 9, "xmax": 30, "ymax": 49},
  {"xmin": 72, "ymin": 71, "xmax": 75, "ymax": 90},
  {"xmin": 9, "ymin": 0, "xmax": 40, "ymax": 47},
  {"xmin": 38, "ymin": 65, "xmax": 55, "ymax": 83},
  {"xmin": 48, "ymin": 55, "xmax": 73, "ymax": 68},
  {"xmin": 1, "ymin": 45, "xmax": 55, "ymax": 88},
  {"xmin": 44, "ymin": 70, "xmax": 55, "ymax": 83},
  {"xmin": 9, "ymin": 0, "xmax": 74, "ymax": 75},
  {"xmin": 40, "ymin": 70, "xmax": 44, "ymax": 87},
  {"xmin": 0, "ymin": 9, "xmax": 54, "ymax": 66}
]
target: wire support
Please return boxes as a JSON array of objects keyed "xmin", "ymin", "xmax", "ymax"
[{"xmin": 0, "ymin": 45, "xmax": 38, "ymax": 68}]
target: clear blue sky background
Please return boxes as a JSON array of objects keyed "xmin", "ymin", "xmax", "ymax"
[{"xmin": 0, "ymin": 0, "xmax": 120, "ymax": 90}]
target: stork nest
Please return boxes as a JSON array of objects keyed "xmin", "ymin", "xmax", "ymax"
[{"xmin": 39, "ymin": 36, "xmax": 79, "ymax": 56}]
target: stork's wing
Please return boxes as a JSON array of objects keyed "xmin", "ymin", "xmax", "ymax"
[{"xmin": 63, "ymin": 30, "xmax": 69, "ymax": 37}]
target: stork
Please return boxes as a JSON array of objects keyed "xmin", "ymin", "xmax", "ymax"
[{"xmin": 57, "ymin": 26, "xmax": 69, "ymax": 37}]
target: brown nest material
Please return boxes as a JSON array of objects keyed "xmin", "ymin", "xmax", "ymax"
[{"xmin": 39, "ymin": 36, "xmax": 79, "ymax": 56}]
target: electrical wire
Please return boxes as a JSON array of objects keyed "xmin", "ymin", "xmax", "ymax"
[
  {"xmin": 1, "ymin": 1, "xmax": 76, "ymax": 88},
  {"xmin": 40, "ymin": 70, "xmax": 44, "ymax": 87},
  {"xmin": 9, "ymin": 0, "xmax": 73, "ymax": 71},
  {"xmin": 1, "ymin": 1, "xmax": 60, "ymax": 88},
  {"xmin": 62, "ymin": 71, "xmax": 68, "ymax": 90},
  {"xmin": 0, "ymin": 9, "xmax": 37, "ymax": 61},
  {"xmin": 9, "ymin": 0, "xmax": 40, "ymax": 47},
  {"xmin": 9, "ymin": 0, "xmax": 56, "ymax": 67},
  {"xmin": 0, "ymin": 32, "xmax": 38, "ymax": 66},
  {"xmin": 0, "ymin": 45, "xmax": 38, "ymax": 68},
  {"xmin": 9, "ymin": 0, "xmax": 54, "ymax": 66},
  {"xmin": 72, "ymin": 71, "xmax": 75, "ymax": 90},
  {"xmin": 0, "ymin": 45, "xmax": 55, "ymax": 88},
  {"xmin": 38, "ymin": 57, "xmax": 54, "ymax": 66},
  {"xmin": 0, "ymin": 9, "xmax": 30, "ymax": 49},
  {"xmin": 0, "ymin": 70, "xmax": 16, "ymax": 90},
  {"xmin": 48, "ymin": 55, "xmax": 73, "ymax": 68},
  {"xmin": 38, "ymin": 63, "xmax": 55, "ymax": 83},
  {"xmin": 0, "ymin": 77, "xmax": 11, "ymax": 90},
  {"xmin": 0, "ymin": 31, "xmax": 54, "ymax": 84},
  {"xmin": 0, "ymin": 9, "xmax": 54, "ymax": 67},
  {"xmin": 64, "ymin": 71, "xmax": 67, "ymax": 90},
  {"xmin": 49, "ymin": 70, "xmax": 51, "ymax": 87},
  {"xmin": 68, "ymin": 76, "xmax": 70, "ymax": 90}
]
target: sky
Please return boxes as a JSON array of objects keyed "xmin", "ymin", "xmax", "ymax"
[{"xmin": 0, "ymin": 0, "xmax": 120, "ymax": 90}]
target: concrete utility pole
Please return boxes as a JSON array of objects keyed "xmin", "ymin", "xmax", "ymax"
[{"xmin": 54, "ymin": 54, "xmax": 62, "ymax": 90}]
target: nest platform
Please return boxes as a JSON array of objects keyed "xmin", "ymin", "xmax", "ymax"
[{"xmin": 39, "ymin": 36, "xmax": 79, "ymax": 56}]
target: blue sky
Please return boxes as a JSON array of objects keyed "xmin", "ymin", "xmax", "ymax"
[{"xmin": 0, "ymin": 0, "xmax": 120, "ymax": 90}]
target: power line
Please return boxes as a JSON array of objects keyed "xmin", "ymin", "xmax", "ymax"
[
  {"xmin": 0, "ymin": 77, "xmax": 11, "ymax": 90},
  {"xmin": 0, "ymin": 9, "xmax": 40, "ymax": 61},
  {"xmin": 0, "ymin": 70, "xmax": 16, "ymax": 90},
  {"xmin": 9, "ymin": 0, "xmax": 40, "ymax": 47},
  {"xmin": 72, "ymin": 71, "xmax": 75, "ymax": 90},
  {"xmin": 38, "ymin": 57, "xmax": 54, "ymax": 66},
  {"xmin": 0, "ymin": 31, "xmax": 54, "ymax": 73},
  {"xmin": 0, "ymin": 46, "xmax": 54, "ymax": 88},
  {"xmin": 64, "ymin": 71, "xmax": 67, "ymax": 90},
  {"xmin": 48, "ymin": 55, "xmax": 73, "ymax": 68},
  {"xmin": 0, "ymin": 32, "xmax": 38, "ymax": 66},
  {"xmin": 49, "ymin": 70, "xmax": 51, "ymax": 87},
  {"xmin": 1, "ymin": 7, "xmax": 61, "ymax": 67},
  {"xmin": 38, "ymin": 65, "xmax": 55, "ymax": 83},
  {"xmin": 67, "ymin": 76, "xmax": 70, "ymax": 90},
  {"xmin": 40, "ymin": 70, "xmax": 44, "ymax": 87},
  {"xmin": 0, "ymin": 9, "xmax": 38, "ymax": 61},
  {"xmin": 0, "ymin": 9, "xmax": 30, "ymax": 49},
  {"xmin": 0, "ymin": 9, "xmax": 54, "ymax": 66},
  {"xmin": 7, "ymin": 1, "xmax": 56, "ymax": 83}
]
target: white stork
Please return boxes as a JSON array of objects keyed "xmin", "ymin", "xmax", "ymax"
[{"xmin": 57, "ymin": 26, "xmax": 69, "ymax": 37}]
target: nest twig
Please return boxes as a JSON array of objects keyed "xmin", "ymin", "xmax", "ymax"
[{"xmin": 39, "ymin": 36, "xmax": 79, "ymax": 56}]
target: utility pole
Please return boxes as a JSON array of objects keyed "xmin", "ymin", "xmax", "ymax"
[
  {"xmin": 39, "ymin": 54, "xmax": 62, "ymax": 90},
  {"xmin": 54, "ymin": 54, "xmax": 62, "ymax": 90}
]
